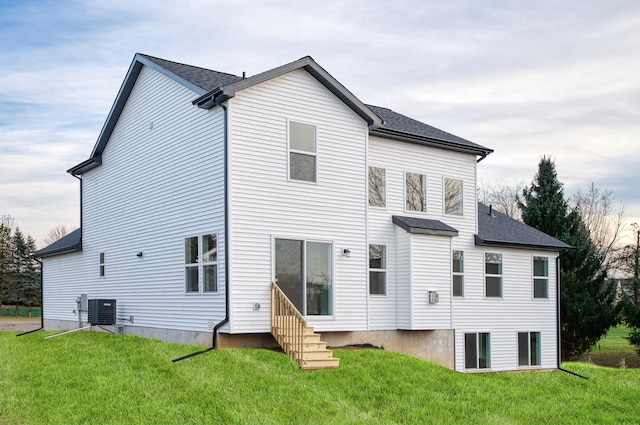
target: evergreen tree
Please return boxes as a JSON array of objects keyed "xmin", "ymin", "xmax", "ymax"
[
  {"xmin": 518, "ymin": 157, "xmax": 619, "ymax": 359},
  {"xmin": 0, "ymin": 222, "xmax": 14, "ymax": 306}
]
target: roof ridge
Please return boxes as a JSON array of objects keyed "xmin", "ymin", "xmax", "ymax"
[{"xmin": 137, "ymin": 53, "xmax": 241, "ymax": 78}]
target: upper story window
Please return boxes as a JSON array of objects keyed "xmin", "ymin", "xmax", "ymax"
[
  {"xmin": 485, "ymin": 253, "xmax": 502, "ymax": 297},
  {"xmin": 369, "ymin": 244, "xmax": 387, "ymax": 295},
  {"xmin": 185, "ymin": 234, "xmax": 218, "ymax": 294},
  {"xmin": 444, "ymin": 177, "xmax": 463, "ymax": 216},
  {"xmin": 452, "ymin": 250, "xmax": 464, "ymax": 297},
  {"xmin": 99, "ymin": 252, "xmax": 105, "ymax": 277},
  {"xmin": 368, "ymin": 167, "xmax": 386, "ymax": 207},
  {"xmin": 405, "ymin": 172, "xmax": 426, "ymax": 212},
  {"xmin": 289, "ymin": 121, "xmax": 317, "ymax": 182},
  {"xmin": 533, "ymin": 256, "xmax": 549, "ymax": 298}
]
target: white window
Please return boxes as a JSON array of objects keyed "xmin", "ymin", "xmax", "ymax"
[
  {"xmin": 368, "ymin": 167, "xmax": 386, "ymax": 207},
  {"xmin": 444, "ymin": 177, "xmax": 463, "ymax": 216},
  {"xmin": 465, "ymin": 332, "xmax": 491, "ymax": 369},
  {"xmin": 185, "ymin": 234, "xmax": 218, "ymax": 293},
  {"xmin": 405, "ymin": 172, "xmax": 426, "ymax": 212},
  {"xmin": 485, "ymin": 253, "xmax": 502, "ymax": 297},
  {"xmin": 369, "ymin": 244, "xmax": 386, "ymax": 295},
  {"xmin": 453, "ymin": 250, "xmax": 464, "ymax": 297},
  {"xmin": 533, "ymin": 256, "xmax": 549, "ymax": 299},
  {"xmin": 518, "ymin": 331, "xmax": 541, "ymax": 367},
  {"xmin": 289, "ymin": 121, "xmax": 317, "ymax": 182},
  {"xmin": 99, "ymin": 252, "xmax": 105, "ymax": 277}
]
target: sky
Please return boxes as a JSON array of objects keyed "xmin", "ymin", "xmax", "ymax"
[{"xmin": 1, "ymin": 0, "xmax": 639, "ymax": 247}]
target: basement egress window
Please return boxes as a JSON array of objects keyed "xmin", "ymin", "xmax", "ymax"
[{"xmin": 185, "ymin": 234, "xmax": 218, "ymax": 293}]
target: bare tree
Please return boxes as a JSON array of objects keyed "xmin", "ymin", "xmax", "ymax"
[
  {"xmin": 571, "ymin": 183, "xmax": 625, "ymax": 265},
  {"xmin": 477, "ymin": 179, "xmax": 524, "ymax": 220},
  {"xmin": 406, "ymin": 173, "xmax": 426, "ymax": 212},
  {"xmin": 43, "ymin": 225, "xmax": 74, "ymax": 246}
]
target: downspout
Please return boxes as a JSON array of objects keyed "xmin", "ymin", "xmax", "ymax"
[
  {"xmin": 556, "ymin": 251, "xmax": 588, "ymax": 379},
  {"xmin": 173, "ymin": 101, "xmax": 229, "ymax": 362},
  {"xmin": 16, "ymin": 258, "xmax": 43, "ymax": 336}
]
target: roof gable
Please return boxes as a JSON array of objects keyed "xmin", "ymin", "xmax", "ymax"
[{"xmin": 475, "ymin": 203, "xmax": 572, "ymax": 252}]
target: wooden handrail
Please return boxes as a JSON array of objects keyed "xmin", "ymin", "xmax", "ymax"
[{"xmin": 271, "ymin": 282, "xmax": 308, "ymax": 367}]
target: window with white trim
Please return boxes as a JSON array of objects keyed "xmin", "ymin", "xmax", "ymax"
[
  {"xmin": 289, "ymin": 121, "xmax": 317, "ymax": 182},
  {"xmin": 518, "ymin": 331, "xmax": 541, "ymax": 367},
  {"xmin": 369, "ymin": 244, "xmax": 386, "ymax": 295},
  {"xmin": 465, "ymin": 332, "xmax": 491, "ymax": 369},
  {"xmin": 99, "ymin": 252, "xmax": 105, "ymax": 277},
  {"xmin": 405, "ymin": 172, "xmax": 426, "ymax": 212},
  {"xmin": 453, "ymin": 250, "xmax": 464, "ymax": 297},
  {"xmin": 485, "ymin": 253, "xmax": 502, "ymax": 297},
  {"xmin": 444, "ymin": 177, "xmax": 463, "ymax": 216},
  {"xmin": 368, "ymin": 167, "xmax": 386, "ymax": 207},
  {"xmin": 533, "ymin": 256, "xmax": 549, "ymax": 298},
  {"xmin": 185, "ymin": 234, "xmax": 218, "ymax": 293}
]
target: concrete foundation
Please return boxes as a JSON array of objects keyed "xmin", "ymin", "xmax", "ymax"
[
  {"xmin": 44, "ymin": 319, "xmax": 454, "ymax": 368},
  {"xmin": 44, "ymin": 319, "xmax": 212, "ymax": 345}
]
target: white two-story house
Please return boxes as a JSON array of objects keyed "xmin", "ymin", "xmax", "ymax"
[{"xmin": 36, "ymin": 54, "xmax": 571, "ymax": 372}]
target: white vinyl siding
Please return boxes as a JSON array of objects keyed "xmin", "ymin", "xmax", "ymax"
[
  {"xmin": 454, "ymin": 248, "xmax": 558, "ymax": 372},
  {"xmin": 228, "ymin": 69, "xmax": 369, "ymax": 333},
  {"xmin": 43, "ymin": 65, "xmax": 227, "ymax": 333}
]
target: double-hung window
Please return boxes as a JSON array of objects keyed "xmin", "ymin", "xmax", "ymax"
[
  {"xmin": 289, "ymin": 121, "xmax": 317, "ymax": 182},
  {"xmin": 405, "ymin": 172, "xmax": 426, "ymax": 212},
  {"xmin": 465, "ymin": 332, "xmax": 491, "ymax": 369},
  {"xmin": 533, "ymin": 256, "xmax": 549, "ymax": 298},
  {"xmin": 368, "ymin": 167, "xmax": 386, "ymax": 207},
  {"xmin": 444, "ymin": 177, "xmax": 463, "ymax": 216},
  {"xmin": 518, "ymin": 331, "xmax": 541, "ymax": 367},
  {"xmin": 485, "ymin": 253, "xmax": 502, "ymax": 297},
  {"xmin": 452, "ymin": 251, "xmax": 464, "ymax": 297},
  {"xmin": 185, "ymin": 234, "xmax": 218, "ymax": 293},
  {"xmin": 369, "ymin": 244, "xmax": 386, "ymax": 295}
]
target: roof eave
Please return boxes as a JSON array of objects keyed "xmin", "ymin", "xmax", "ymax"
[
  {"xmin": 34, "ymin": 242, "xmax": 82, "ymax": 258},
  {"xmin": 371, "ymin": 127, "xmax": 493, "ymax": 157},
  {"xmin": 474, "ymin": 235, "xmax": 573, "ymax": 252},
  {"xmin": 67, "ymin": 155, "xmax": 102, "ymax": 175}
]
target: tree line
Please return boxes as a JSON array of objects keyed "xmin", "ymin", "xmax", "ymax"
[
  {"xmin": 0, "ymin": 214, "xmax": 41, "ymax": 308},
  {"xmin": 480, "ymin": 156, "xmax": 640, "ymax": 359}
]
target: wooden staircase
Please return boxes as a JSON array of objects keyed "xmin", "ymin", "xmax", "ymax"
[{"xmin": 271, "ymin": 282, "xmax": 340, "ymax": 370}]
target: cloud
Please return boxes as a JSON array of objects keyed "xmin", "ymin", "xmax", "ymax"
[{"xmin": 1, "ymin": 0, "xmax": 640, "ymax": 246}]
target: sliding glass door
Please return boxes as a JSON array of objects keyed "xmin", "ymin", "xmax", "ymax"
[{"xmin": 275, "ymin": 239, "xmax": 333, "ymax": 316}]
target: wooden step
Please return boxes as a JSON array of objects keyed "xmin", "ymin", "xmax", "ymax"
[
  {"xmin": 299, "ymin": 349, "xmax": 335, "ymax": 361},
  {"xmin": 301, "ymin": 357, "xmax": 340, "ymax": 370}
]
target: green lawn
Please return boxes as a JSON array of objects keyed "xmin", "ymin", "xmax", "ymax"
[
  {"xmin": 579, "ymin": 325, "xmax": 640, "ymax": 368},
  {"xmin": 1, "ymin": 331, "xmax": 639, "ymax": 425}
]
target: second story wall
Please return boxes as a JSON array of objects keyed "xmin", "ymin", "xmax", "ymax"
[
  {"xmin": 367, "ymin": 135, "xmax": 479, "ymax": 330},
  {"xmin": 74, "ymin": 65, "xmax": 227, "ymax": 332},
  {"xmin": 227, "ymin": 68, "xmax": 370, "ymax": 333}
]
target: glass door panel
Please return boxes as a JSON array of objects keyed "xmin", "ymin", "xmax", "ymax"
[
  {"xmin": 306, "ymin": 242, "xmax": 332, "ymax": 315},
  {"xmin": 275, "ymin": 239, "xmax": 304, "ymax": 313}
]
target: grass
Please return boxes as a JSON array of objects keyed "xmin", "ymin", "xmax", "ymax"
[
  {"xmin": 579, "ymin": 325, "xmax": 640, "ymax": 368},
  {"xmin": 2, "ymin": 331, "xmax": 640, "ymax": 425}
]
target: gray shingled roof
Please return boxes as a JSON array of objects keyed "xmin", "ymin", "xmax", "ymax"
[
  {"xmin": 34, "ymin": 228, "xmax": 82, "ymax": 258},
  {"xmin": 139, "ymin": 54, "xmax": 243, "ymax": 92},
  {"xmin": 476, "ymin": 203, "xmax": 572, "ymax": 251},
  {"xmin": 368, "ymin": 105, "xmax": 491, "ymax": 154},
  {"xmin": 392, "ymin": 215, "xmax": 459, "ymax": 237}
]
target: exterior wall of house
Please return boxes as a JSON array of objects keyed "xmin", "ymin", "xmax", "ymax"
[
  {"xmin": 226, "ymin": 69, "xmax": 370, "ymax": 334},
  {"xmin": 367, "ymin": 136, "xmax": 478, "ymax": 330},
  {"xmin": 42, "ymin": 65, "xmax": 227, "ymax": 338},
  {"xmin": 453, "ymin": 247, "xmax": 559, "ymax": 372}
]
